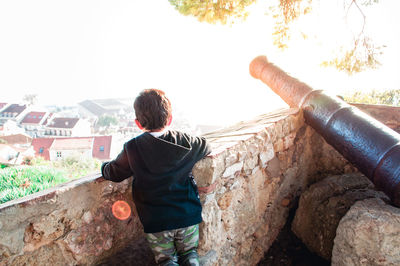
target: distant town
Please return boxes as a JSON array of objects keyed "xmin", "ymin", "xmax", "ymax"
[{"xmin": 0, "ymin": 98, "xmax": 221, "ymax": 166}]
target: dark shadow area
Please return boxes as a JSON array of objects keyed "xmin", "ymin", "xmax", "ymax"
[
  {"xmin": 97, "ymin": 237, "xmax": 156, "ymax": 266},
  {"xmin": 257, "ymin": 204, "xmax": 330, "ymax": 266},
  {"xmin": 99, "ymin": 204, "xmax": 330, "ymax": 266}
]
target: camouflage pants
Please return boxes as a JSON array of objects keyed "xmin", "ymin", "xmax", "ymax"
[{"xmin": 145, "ymin": 224, "xmax": 200, "ymax": 266}]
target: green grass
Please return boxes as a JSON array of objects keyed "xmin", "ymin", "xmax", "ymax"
[
  {"xmin": 0, "ymin": 154, "xmax": 102, "ymax": 204},
  {"xmin": 0, "ymin": 166, "xmax": 69, "ymax": 204}
]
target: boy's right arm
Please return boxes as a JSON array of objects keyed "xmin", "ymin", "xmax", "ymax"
[
  {"xmin": 191, "ymin": 135, "xmax": 212, "ymax": 161},
  {"xmin": 101, "ymin": 146, "xmax": 132, "ymax": 182}
]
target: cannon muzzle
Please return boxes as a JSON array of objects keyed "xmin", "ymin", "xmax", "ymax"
[{"xmin": 250, "ymin": 55, "xmax": 400, "ymax": 207}]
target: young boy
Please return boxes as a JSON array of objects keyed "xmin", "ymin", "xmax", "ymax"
[{"xmin": 101, "ymin": 89, "xmax": 211, "ymax": 266}]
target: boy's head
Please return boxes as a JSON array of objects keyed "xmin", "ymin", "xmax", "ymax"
[{"xmin": 134, "ymin": 89, "xmax": 172, "ymax": 131}]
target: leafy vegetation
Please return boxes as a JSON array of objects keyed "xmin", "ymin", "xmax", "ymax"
[
  {"xmin": 269, "ymin": 0, "xmax": 313, "ymax": 50},
  {"xmin": 321, "ymin": 39, "xmax": 383, "ymax": 75},
  {"xmin": 0, "ymin": 154, "xmax": 101, "ymax": 204},
  {"xmin": 169, "ymin": 0, "xmax": 383, "ymax": 74},
  {"xmin": 51, "ymin": 154, "xmax": 101, "ymax": 179},
  {"xmin": 96, "ymin": 115, "xmax": 118, "ymax": 128},
  {"xmin": 169, "ymin": 0, "xmax": 257, "ymax": 25},
  {"xmin": 0, "ymin": 166, "xmax": 68, "ymax": 204},
  {"xmin": 343, "ymin": 89, "xmax": 400, "ymax": 106},
  {"xmin": 22, "ymin": 94, "xmax": 38, "ymax": 106}
]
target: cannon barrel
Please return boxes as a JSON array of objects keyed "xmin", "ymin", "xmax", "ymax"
[{"xmin": 250, "ymin": 55, "xmax": 400, "ymax": 207}]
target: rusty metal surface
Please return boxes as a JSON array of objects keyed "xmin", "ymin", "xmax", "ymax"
[
  {"xmin": 250, "ymin": 55, "xmax": 400, "ymax": 207},
  {"xmin": 250, "ymin": 56, "xmax": 313, "ymax": 108}
]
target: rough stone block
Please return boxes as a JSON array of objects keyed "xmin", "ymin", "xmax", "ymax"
[
  {"xmin": 225, "ymin": 153, "xmax": 238, "ymax": 166},
  {"xmin": 199, "ymin": 199, "xmax": 224, "ymax": 254},
  {"xmin": 292, "ymin": 173, "xmax": 390, "ymax": 260},
  {"xmin": 265, "ymin": 156, "xmax": 280, "ymax": 178},
  {"xmin": 244, "ymin": 156, "xmax": 258, "ymax": 173},
  {"xmin": 259, "ymin": 143, "xmax": 274, "ymax": 168},
  {"xmin": 193, "ymin": 156, "xmax": 224, "ymax": 187},
  {"xmin": 218, "ymin": 191, "xmax": 233, "ymax": 210},
  {"xmin": 222, "ymin": 161, "xmax": 243, "ymax": 178},
  {"xmin": 273, "ymin": 138, "xmax": 284, "ymax": 153},
  {"xmin": 283, "ymin": 132, "xmax": 296, "ymax": 150},
  {"xmin": 332, "ymin": 198, "xmax": 400, "ymax": 266}
]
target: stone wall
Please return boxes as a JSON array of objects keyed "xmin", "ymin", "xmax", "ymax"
[
  {"xmin": 0, "ymin": 175, "xmax": 142, "ymax": 265},
  {"xmin": 193, "ymin": 108, "xmax": 357, "ymax": 265},
  {"xmin": 0, "ymin": 104, "xmax": 397, "ymax": 266}
]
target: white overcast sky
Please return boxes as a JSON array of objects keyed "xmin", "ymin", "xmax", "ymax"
[{"xmin": 0, "ymin": 0, "xmax": 399, "ymax": 125}]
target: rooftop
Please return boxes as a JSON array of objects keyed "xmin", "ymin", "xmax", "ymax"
[
  {"xmin": 79, "ymin": 100, "xmax": 107, "ymax": 117},
  {"xmin": 0, "ymin": 103, "xmax": 8, "ymax": 110},
  {"xmin": 31, "ymin": 138, "xmax": 54, "ymax": 160},
  {"xmin": 0, "ymin": 133, "xmax": 32, "ymax": 145},
  {"xmin": 50, "ymin": 137, "xmax": 93, "ymax": 150},
  {"xmin": 47, "ymin": 117, "xmax": 79, "ymax": 129},
  {"xmin": 1, "ymin": 104, "xmax": 26, "ymax": 115},
  {"xmin": 78, "ymin": 98, "xmax": 130, "ymax": 117},
  {"xmin": 20, "ymin": 111, "xmax": 46, "ymax": 124},
  {"xmin": 31, "ymin": 136, "xmax": 112, "ymax": 160}
]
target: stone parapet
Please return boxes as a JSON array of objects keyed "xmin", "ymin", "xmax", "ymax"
[
  {"xmin": 192, "ymin": 107, "xmax": 356, "ymax": 265},
  {"xmin": 0, "ymin": 174, "xmax": 142, "ymax": 265},
  {"xmin": 0, "ymin": 104, "xmax": 397, "ymax": 265},
  {"xmin": 194, "ymin": 108, "xmax": 309, "ymax": 265}
]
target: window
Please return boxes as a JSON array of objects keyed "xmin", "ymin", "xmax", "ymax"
[
  {"xmin": 56, "ymin": 151, "xmax": 62, "ymax": 158},
  {"xmin": 39, "ymin": 147, "xmax": 44, "ymax": 154},
  {"xmin": 99, "ymin": 145, "xmax": 104, "ymax": 152}
]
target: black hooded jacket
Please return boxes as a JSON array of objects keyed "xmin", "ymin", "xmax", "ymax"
[{"xmin": 101, "ymin": 130, "xmax": 211, "ymax": 233}]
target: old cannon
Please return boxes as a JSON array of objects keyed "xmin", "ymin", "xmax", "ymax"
[{"xmin": 250, "ymin": 55, "xmax": 400, "ymax": 207}]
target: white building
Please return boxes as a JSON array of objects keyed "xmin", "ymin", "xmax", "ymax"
[
  {"xmin": 44, "ymin": 117, "xmax": 91, "ymax": 137},
  {"xmin": 48, "ymin": 138, "xmax": 93, "ymax": 161}
]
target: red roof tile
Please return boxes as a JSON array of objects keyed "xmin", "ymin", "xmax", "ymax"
[
  {"xmin": 31, "ymin": 136, "xmax": 112, "ymax": 161},
  {"xmin": 0, "ymin": 134, "xmax": 32, "ymax": 145},
  {"xmin": 92, "ymin": 136, "xmax": 112, "ymax": 160},
  {"xmin": 50, "ymin": 138, "xmax": 93, "ymax": 150},
  {"xmin": 31, "ymin": 138, "xmax": 55, "ymax": 160},
  {"xmin": 20, "ymin": 111, "xmax": 46, "ymax": 124}
]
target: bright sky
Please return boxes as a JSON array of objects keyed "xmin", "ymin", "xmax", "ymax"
[{"xmin": 1, "ymin": 0, "xmax": 399, "ymax": 125}]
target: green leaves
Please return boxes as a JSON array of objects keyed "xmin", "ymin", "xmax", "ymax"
[
  {"xmin": 97, "ymin": 115, "xmax": 118, "ymax": 128},
  {"xmin": 321, "ymin": 37, "xmax": 384, "ymax": 75},
  {"xmin": 344, "ymin": 89, "xmax": 400, "ymax": 106},
  {"xmin": 169, "ymin": 0, "xmax": 257, "ymax": 25},
  {"xmin": 271, "ymin": 0, "xmax": 313, "ymax": 51},
  {"xmin": 168, "ymin": 0, "xmax": 384, "ymax": 75}
]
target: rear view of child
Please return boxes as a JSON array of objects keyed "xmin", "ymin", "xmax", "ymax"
[{"xmin": 101, "ymin": 89, "xmax": 211, "ymax": 266}]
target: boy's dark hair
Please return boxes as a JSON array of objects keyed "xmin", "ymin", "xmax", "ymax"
[{"xmin": 134, "ymin": 89, "xmax": 172, "ymax": 131}]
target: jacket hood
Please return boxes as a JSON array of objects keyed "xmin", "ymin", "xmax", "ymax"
[{"xmin": 135, "ymin": 131, "xmax": 192, "ymax": 174}]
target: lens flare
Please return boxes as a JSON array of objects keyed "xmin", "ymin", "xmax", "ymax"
[{"xmin": 112, "ymin": 200, "xmax": 131, "ymax": 220}]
